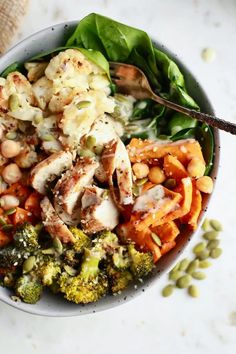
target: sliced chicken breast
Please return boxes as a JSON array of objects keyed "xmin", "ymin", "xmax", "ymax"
[
  {"xmin": 40, "ymin": 196, "xmax": 74, "ymax": 243},
  {"xmin": 102, "ymin": 138, "xmax": 133, "ymax": 208},
  {"xmin": 54, "ymin": 157, "xmax": 98, "ymax": 215},
  {"xmin": 81, "ymin": 186, "xmax": 119, "ymax": 234},
  {"xmin": 30, "ymin": 151, "xmax": 73, "ymax": 195}
]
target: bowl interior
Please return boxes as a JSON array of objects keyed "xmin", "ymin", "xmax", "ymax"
[{"xmin": 0, "ymin": 22, "xmax": 220, "ymax": 317}]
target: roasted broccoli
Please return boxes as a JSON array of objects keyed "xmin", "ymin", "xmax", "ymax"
[
  {"xmin": 106, "ymin": 264, "xmax": 133, "ymax": 294},
  {"xmin": 112, "ymin": 246, "xmax": 130, "ymax": 270},
  {"xmin": 69, "ymin": 227, "xmax": 91, "ymax": 253},
  {"xmin": 0, "ymin": 246, "xmax": 23, "ymax": 268},
  {"xmin": 128, "ymin": 244, "xmax": 154, "ymax": 279},
  {"xmin": 59, "ymin": 248, "xmax": 108, "ymax": 304},
  {"xmin": 37, "ymin": 258, "xmax": 61, "ymax": 286},
  {"xmin": 15, "ymin": 274, "xmax": 43, "ymax": 304},
  {"xmin": 14, "ymin": 223, "xmax": 40, "ymax": 252}
]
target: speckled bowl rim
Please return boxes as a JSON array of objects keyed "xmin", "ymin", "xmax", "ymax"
[{"xmin": 0, "ymin": 21, "xmax": 220, "ymax": 317}]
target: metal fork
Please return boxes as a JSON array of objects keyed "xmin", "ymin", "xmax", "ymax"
[{"xmin": 110, "ymin": 62, "xmax": 236, "ymax": 135}]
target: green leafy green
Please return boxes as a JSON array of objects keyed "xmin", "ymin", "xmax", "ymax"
[{"xmin": 1, "ymin": 62, "xmax": 22, "ymax": 78}]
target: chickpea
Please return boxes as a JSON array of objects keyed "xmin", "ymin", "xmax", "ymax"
[
  {"xmin": 196, "ymin": 176, "xmax": 213, "ymax": 194},
  {"xmin": 148, "ymin": 166, "xmax": 166, "ymax": 184},
  {"xmin": 187, "ymin": 158, "xmax": 205, "ymax": 178},
  {"xmin": 1, "ymin": 140, "xmax": 21, "ymax": 159},
  {"xmin": 2, "ymin": 163, "xmax": 22, "ymax": 184},
  {"xmin": 0, "ymin": 194, "xmax": 19, "ymax": 210},
  {"xmin": 132, "ymin": 162, "xmax": 149, "ymax": 179}
]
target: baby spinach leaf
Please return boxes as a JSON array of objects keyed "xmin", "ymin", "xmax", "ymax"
[
  {"xmin": 1, "ymin": 62, "xmax": 22, "ymax": 78},
  {"xmin": 66, "ymin": 13, "xmax": 158, "ymax": 82}
]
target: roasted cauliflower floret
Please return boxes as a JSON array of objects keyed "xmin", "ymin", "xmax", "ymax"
[
  {"xmin": 60, "ymin": 90, "xmax": 115, "ymax": 148},
  {"xmin": 34, "ymin": 115, "xmax": 62, "ymax": 154},
  {"xmin": 25, "ymin": 62, "xmax": 49, "ymax": 82},
  {"xmin": 45, "ymin": 49, "xmax": 93, "ymax": 93},
  {"xmin": 32, "ymin": 76, "xmax": 53, "ymax": 110}
]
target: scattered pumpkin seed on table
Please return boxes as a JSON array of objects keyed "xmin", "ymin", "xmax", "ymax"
[
  {"xmin": 179, "ymin": 258, "xmax": 190, "ymax": 271},
  {"xmin": 203, "ymin": 231, "xmax": 219, "ymax": 241},
  {"xmin": 210, "ymin": 219, "xmax": 223, "ymax": 231},
  {"xmin": 188, "ymin": 285, "xmax": 200, "ymax": 298},
  {"xmin": 210, "ymin": 248, "xmax": 222, "ymax": 259},
  {"xmin": 161, "ymin": 218, "xmax": 223, "ymax": 298},
  {"xmin": 162, "ymin": 284, "xmax": 174, "ymax": 297}
]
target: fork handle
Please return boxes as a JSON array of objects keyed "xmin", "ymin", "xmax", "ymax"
[{"xmin": 151, "ymin": 93, "xmax": 236, "ymax": 135}]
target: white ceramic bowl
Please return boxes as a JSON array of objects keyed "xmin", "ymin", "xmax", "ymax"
[{"xmin": 0, "ymin": 22, "xmax": 220, "ymax": 317}]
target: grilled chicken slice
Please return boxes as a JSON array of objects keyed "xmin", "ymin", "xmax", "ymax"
[
  {"xmin": 40, "ymin": 196, "xmax": 74, "ymax": 243},
  {"xmin": 54, "ymin": 157, "xmax": 99, "ymax": 215},
  {"xmin": 102, "ymin": 138, "xmax": 133, "ymax": 208},
  {"xmin": 54, "ymin": 202, "xmax": 81, "ymax": 226},
  {"xmin": 30, "ymin": 151, "xmax": 73, "ymax": 195},
  {"xmin": 80, "ymin": 186, "xmax": 119, "ymax": 234}
]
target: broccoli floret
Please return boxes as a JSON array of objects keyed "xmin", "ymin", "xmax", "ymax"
[
  {"xmin": 0, "ymin": 246, "xmax": 23, "ymax": 268},
  {"xmin": 106, "ymin": 264, "xmax": 133, "ymax": 294},
  {"xmin": 14, "ymin": 223, "xmax": 40, "ymax": 252},
  {"xmin": 95, "ymin": 231, "xmax": 119, "ymax": 256},
  {"xmin": 69, "ymin": 227, "xmax": 91, "ymax": 253},
  {"xmin": 112, "ymin": 246, "xmax": 130, "ymax": 270},
  {"xmin": 3, "ymin": 271, "xmax": 18, "ymax": 288},
  {"xmin": 128, "ymin": 244, "xmax": 154, "ymax": 279},
  {"xmin": 15, "ymin": 274, "xmax": 43, "ymax": 304},
  {"xmin": 59, "ymin": 248, "xmax": 108, "ymax": 304},
  {"xmin": 38, "ymin": 259, "xmax": 61, "ymax": 286}
]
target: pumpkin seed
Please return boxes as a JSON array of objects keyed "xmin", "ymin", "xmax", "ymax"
[
  {"xmin": 5, "ymin": 131, "xmax": 17, "ymax": 140},
  {"xmin": 94, "ymin": 145, "xmax": 104, "ymax": 155},
  {"xmin": 188, "ymin": 285, "xmax": 200, "ymax": 298},
  {"xmin": 179, "ymin": 258, "xmax": 190, "ymax": 271},
  {"xmin": 170, "ymin": 261, "xmax": 180, "ymax": 273},
  {"xmin": 53, "ymin": 237, "xmax": 63, "ymax": 255},
  {"xmin": 169, "ymin": 270, "xmax": 182, "ymax": 281},
  {"xmin": 42, "ymin": 134, "xmax": 55, "ymax": 142},
  {"xmin": 64, "ymin": 265, "xmax": 77, "ymax": 276},
  {"xmin": 0, "ymin": 217, "xmax": 6, "ymax": 226},
  {"xmin": 23, "ymin": 256, "xmax": 36, "ymax": 274},
  {"xmin": 191, "ymin": 271, "xmax": 206, "ymax": 280},
  {"xmin": 195, "ymin": 249, "xmax": 210, "ymax": 260},
  {"xmin": 42, "ymin": 248, "xmax": 55, "ymax": 255},
  {"xmin": 193, "ymin": 242, "xmax": 207, "ymax": 254},
  {"xmin": 76, "ymin": 100, "xmax": 91, "ymax": 109},
  {"xmin": 201, "ymin": 218, "xmax": 210, "ymax": 231},
  {"xmin": 132, "ymin": 185, "xmax": 140, "ymax": 197},
  {"xmin": 4, "ymin": 208, "xmax": 16, "ymax": 216},
  {"xmin": 209, "ymin": 219, "xmax": 223, "ymax": 232},
  {"xmin": 186, "ymin": 259, "xmax": 199, "ymax": 274},
  {"xmin": 199, "ymin": 260, "xmax": 212, "ymax": 268},
  {"xmin": 102, "ymin": 190, "xmax": 109, "ymax": 199},
  {"xmin": 210, "ymin": 248, "xmax": 222, "ymax": 259},
  {"xmin": 1, "ymin": 224, "xmax": 14, "ymax": 232},
  {"xmin": 8, "ymin": 94, "xmax": 20, "ymax": 112},
  {"xmin": 33, "ymin": 115, "xmax": 43, "ymax": 125},
  {"xmin": 207, "ymin": 239, "xmax": 220, "ymax": 250},
  {"xmin": 136, "ymin": 177, "xmax": 148, "ymax": 186},
  {"xmin": 151, "ymin": 232, "xmax": 162, "ymax": 247},
  {"xmin": 86, "ymin": 135, "xmax": 96, "ymax": 150},
  {"xmin": 162, "ymin": 284, "xmax": 174, "ymax": 297},
  {"xmin": 176, "ymin": 274, "xmax": 192, "ymax": 289},
  {"xmin": 203, "ymin": 230, "xmax": 219, "ymax": 241},
  {"xmin": 164, "ymin": 178, "xmax": 177, "ymax": 189},
  {"xmin": 79, "ymin": 149, "xmax": 95, "ymax": 158}
]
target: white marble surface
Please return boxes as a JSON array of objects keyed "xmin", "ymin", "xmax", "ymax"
[{"xmin": 1, "ymin": 1, "xmax": 236, "ymax": 353}]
